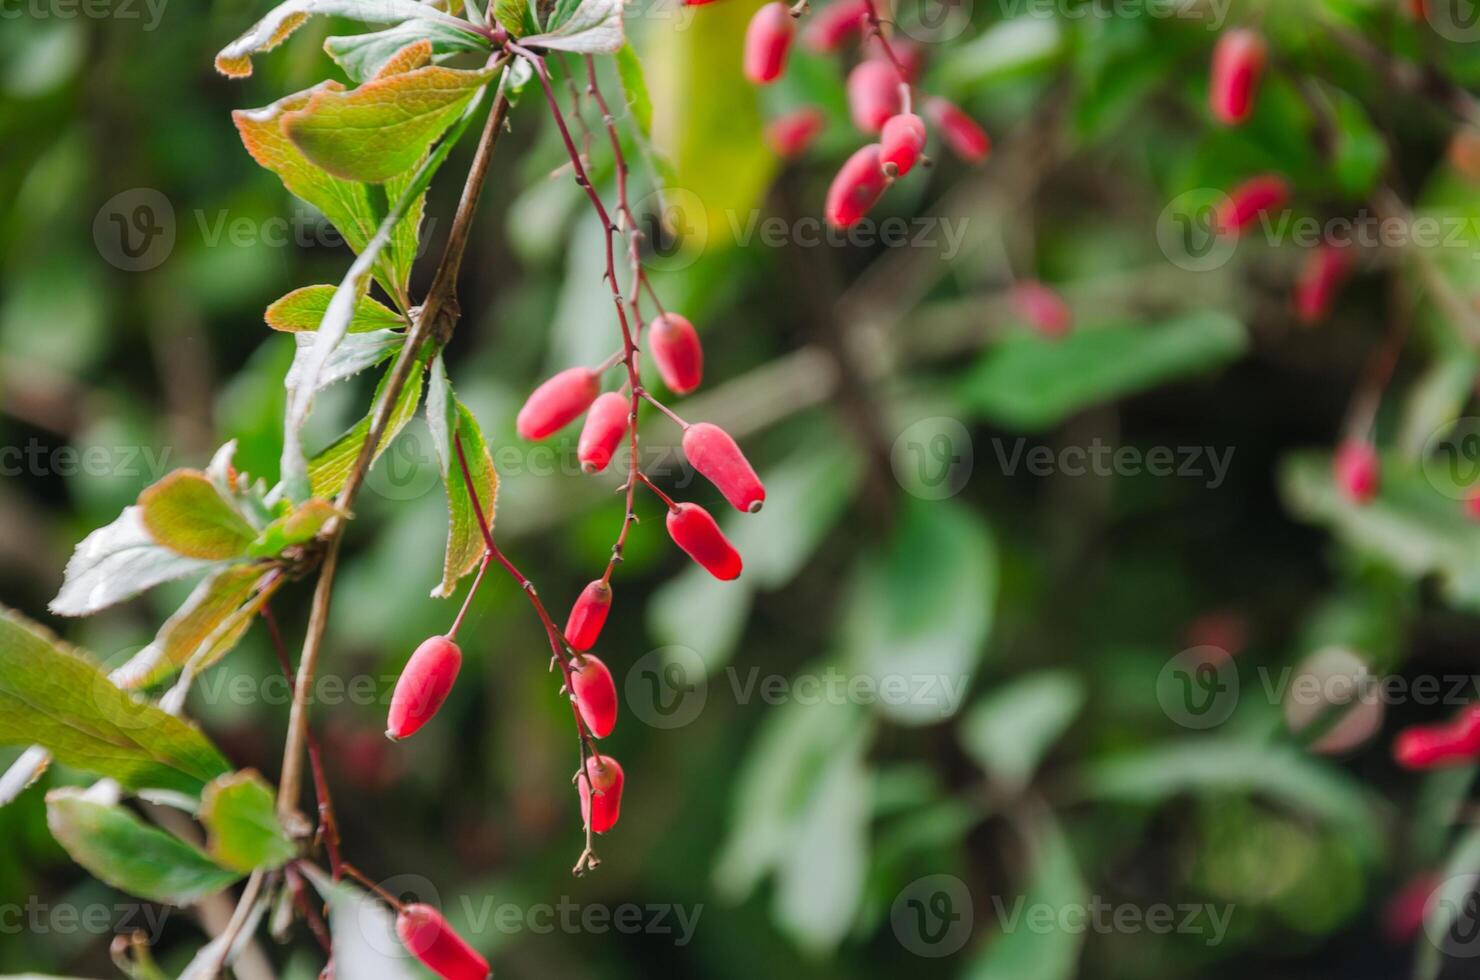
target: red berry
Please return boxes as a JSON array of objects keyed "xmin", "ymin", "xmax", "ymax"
[
  {"xmin": 1215, "ymin": 174, "xmax": 1290, "ymax": 236},
  {"xmin": 802, "ymin": 0, "xmax": 868, "ymax": 52},
  {"xmin": 565, "ymin": 580, "xmax": 613, "ymax": 653},
  {"xmin": 1210, "ymin": 28, "xmax": 1266, "ymax": 126},
  {"xmin": 744, "ymin": 3, "xmax": 795, "ymax": 85},
  {"xmin": 767, "ymin": 108, "xmax": 826, "ymax": 158},
  {"xmin": 1394, "ymin": 707, "xmax": 1480, "ymax": 769},
  {"xmin": 577, "ymin": 392, "xmax": 629, "ymax": 473},
  {"xmin": 825, "ymin": 144, "xmax": 888, "ymax": 229},
  {"xmin": 1011, "ymin": 281, "xmax": 1073, "ymax": 338},
  {"xmin": 578, "ymin": 755, "xmax": 624, "ymax": 833},
  {"xmin": 570, "ymin": 654, "xmax": 618, "ymax": 738},
  {"xmin": 682, "ymin": 422, "xmax": 765, "ymax": 513},
  {"xmin": 386, "ymin": 636, "xmax": 462, "ymax": 741},
  {"xmin": 516, "ymin": 367, "xmax": 600, "ymax": 440},
  {"xmin": 925, "ymin": 97, "xmax": 990, "ymax": 164},
  {"xmin": 666, "ymin": 502, "xmax": 743, "ymax": 580},
  {"xmin": 1466, "ymin": 489, "xmax": 1480, "ymax": 521},
  {"xmin": 1294, "ymin": 242, "xmax": 1350, "ymax": 324},
  {"xmin": 879, "ymin": 113, "xmax": 927, "ymax": 177},
  {"xmin": 868, "ymin": 39, "xmax": 924, "ymax": 83},
  {"xmin": 1333, "ymin": 440, "xmax": 1379, "ymax": 505},
  {"xmin": 847, "ymin": 60, "xmax": 903, "ymax": 134},
  {"xmin": 649, "ymin": 313, "xmax": 703, "ymax": 395},
  {"xmin": 1384, "ymin": 874, "xmax": 1440, "ymax": 944},
  {"xmin": 396, "ymin": 904, "xmax": 490, "ymax": 980}
]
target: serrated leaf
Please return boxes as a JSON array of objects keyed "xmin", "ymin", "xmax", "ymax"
[
  {"xmin": 266, "ymin": 285, "xmax": 405, "ymax": 333},
  {"xmin": 139, "ymin": 471, "xmax": 258, "ymax": 561},
  {"xmin": 282, "ymin": 65, "xmax": 497, "ymax": 183},
  {"xmin": 614, "ymin": 41, "xmax": 653, "ymax": 138},
  {"xmin": 960, "ymin": 310, "xmax": 1246, "ymax": 431},
  {"xmin": 200, "ymin": 771, "xmax": 296, "ymax": 872},
  {"xmin": 286, "ymin": 329, "xmax": 406, "ymax": 392},
  {"xmin": 960, "ymin": 671, "xmax": 1085, "ymax": 794},
  {"xmin": 46, "ymin": 788, "xmax": 240, "ymax": 904},
  {"xmin": 325, "ymin": 20, "xmax": 492, "ymax": 83},
  {"xmin": 844, "ymin": 499, "xmax": 996, "ymax": 726},
  {"xmin": 215, "ymin": 0, "xmax": 471, "ymax": 78},
  {"xmin": 493, "ymin": 0, "xmax": 533, "ymax": 35},
  {"xmin": 308, "ymin": 360, "xmax": 427, "ymax": 499},
  {"xmin": 432, "ymin": 398, "xmax": 498, "ymax": 598},
  {"xmin": 112, "ymin": 565, "xmax": 279, "ymax": 690},
  {"xmin": 0, "ymin": 608, "xmax": 231, "ymax": 794},
  {"xmin": 524, "ymin": 0, "xmax": 623, "ymax": 53},
  {"xmin": 51, "ymin": 507, "xmax": 220, "ymax": 617}
]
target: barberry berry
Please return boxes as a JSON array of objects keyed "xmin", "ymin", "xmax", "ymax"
[
  {"xmin": 565, "ymin": 580, "xmax": 613, "ymax": 653},
  {"xmin": 570, "ymin": 654, "xmax": 618, "ymax": 738},
  {"xmin": 683, "ymin": 422, "xmax": 765, "ymax": 513},
  {"xmin": 649, "ymin": 313, "xmax": 704, "ymax": 395},
  {"xmin": 826, "ymin": 144, "xmax": 888, "ymax": 229},
  {"xmin": 1210, "ymin": 29, "xmax": 1266, "ymax": 126},
  {"xmin": 745, "ymin": 3, "xmax": 795, "ymax": 85},
  {"xmin": 925, "ymin": 97, "xmax": 990, "ymax": 164},
  {"xmin": 396, "ymin": 904, "xmax": 491, "ymax": 980},
  {"xmin": 577, "ymin": 392, "xmax": 630, "ymax": 474},
  {"xmin": 879, "ymin": 113, "xmax": 927, "ymax": 178},
  {"xmin": 847, "ymin": 60, "xmax": 903, "ymax": 134},
  {"xmin": 578, "ymin": 755, "xmax": 624, "ymax": 833},
  {"xmin": 386, "ymin": 636, "xmax": 462, "ymax": 741},
  {"xmin": 516, "ymin": 367, "xmax": 600, "ymax": 440},
  {"xmin": 666, "ymin": 502, "xmax": 743, "ymax": 580}
]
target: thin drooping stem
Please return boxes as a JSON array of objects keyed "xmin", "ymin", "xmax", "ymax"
[
  {"xmin": 277, "ymin": 83, "xmax": 514, "ymax": 823},
  {"xmin": 861, "ymin": 0, "xmax": 912, "ymax": 113}
]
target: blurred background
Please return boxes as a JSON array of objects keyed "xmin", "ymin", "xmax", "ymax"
[{"xmin": 9, "ymin": 0, "xmax": 1480, "ymax": 977}]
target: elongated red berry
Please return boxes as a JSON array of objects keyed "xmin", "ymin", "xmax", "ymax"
[
  {"xmin": 578, "ymin": 755, "xmax": 624, "ymax": 833},
  {"xmin": 683, "ymin": 422, "xmax": 765, "ymax": 513},
  {"xmin": 1215, "ymin": 174, "xmax": 1290, "ymax": 236},
  {"xmin": 570, "ymin": 654, "xmax": 618, "ymax": 738},
  {"xmin": 767, "ymin": 108, "xmax": 826, "ymax": 158},
  {"xmin": 1294, "ymin": 242, "xmax": 1349, "ymax": 324},
  {"xmin": 926, "ymin": 97, "xmax": 990, "ymax": 164},
  {"xmin": 516, "ymin": 367, "xmax": 600, "ymax": 440},
  {"xmin": 387, "ymin": 636, "xmax": 462, "ymax": 741},
  {"xmin": 649, "ymin": 313, "xmax": 703, "ymax": 395},
  {"xmin": 868, "ymin": 39, "xmax": 924, "ymax": 83},
  {"xmin": 802, "ymin": 0, "xmax": 868, "ymax": 52},
  {"xmin": 396, "ymin": 904, "xmax": 489, "ymax": 980},
  {"xmin": 1333, "ymin": 439, "xmax": 1379, "ymax": 505},
  {"xmin": 666, "ymin": 502, "xmax": 743, "ymax": 580},
  {"xmin": 847, "ymin": 60, "xmax": 903, "ymax": 134},
  {"xmin": 565, "ymin": 580, "xmax": 613, "ymax": 653},
  {"xmin": 1012, "ymin": 281, "xmax": 1072, "ymax": 339},
  {"xmin": 880, "ymin": 113, "xmax": 927, "ymax": 177},
  {"xmin": 826, "ymin": 144, "xmax": 888, "ymax": 229},
  {"xmin": 745, "ymin": 3, "xmax": 795, "ymax": 85},
  {"xmin": 1394, "ymin": 706, "xmax": 1480, "ymax": 769},
  {"xmin": 1210, "ymin": 28, "xmax": 1266, "ymax": 126},
  {"xmin": 577, "ymin": 392, "xmax": 629, "ymax": 473}
]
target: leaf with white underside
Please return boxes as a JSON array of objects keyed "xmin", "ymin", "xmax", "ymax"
[
  {"xmin": 215, "ymin": 0, "xmax": 473, "ymax": 78},
  {"xmin": 279, "ymin": 84, "xmax": 487, "ymax": 502},
  {"xmin": 46, "ymin": 788, "xmax": 241, "ymax": 905},
  {"xmin": 200, "ymin": 770, "xmax": 296, "ymax": 872},
  {"xmin": 302, "ymin": 865, "xmax": 422, "ymax": 979},
  {"xmin": 308, "ymin": 360, "xmax": 428, "ymax": 499},
  {"xmin": 282, "ymin": 65, "xmax": 497, "ymax": 183},
  {"xmin": 428, "ymin": 374, "xmax": 498, "ymax": 598},
  {"xmin": 326, "ymin": 21, "xmax": 491, "ymax": 82},
  {"xmin": 266, "ymin": 285, "xmax": 405, "ymax": 333},
  {"xmin": 51, "ymin": 506, "xmax": 220, "ymax": 617},
  {"xmin": 0, "ymin": 608, "xmax": 231, "ymax": 794},
  {"xmin": 139, "ymin": 471, "xmax": 258, "ymax": 561},
  {"xmin": 111, "ymin": 565, "xmax": 281, "ymax": 690},
  {"xmin": 247, "ymin": 499, "xmax": 343, "ymax": 559},
  {"xmin": 287, "ymin": 329, "xmax": 405, "ymax": 392},
  {"xmin": 524, "ymin": 0, "xmax": 624, "ymax": 53}
]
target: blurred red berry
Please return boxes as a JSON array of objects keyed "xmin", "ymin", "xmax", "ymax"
[
  {"xmin": 879, "ymin": 113, "xmax": 927, "ymax": 177},
  {"xmin": 1294, "ymin": 242, "xmax": 1350, "ymax": 324},
  {"xmin": 1215, "ymin": 174, "xmax": 1290, "ymax": 236},
  {"xmin": 926, "ymin": 97, "xmax": 990, "ymax": 164},
  {"xmin": 767, "ymin": 108, "xmax": 826, "ymax": 158},
  {"xmin": 847, "ymin": 60, "xmax": 903, "ymax": 134},
  {"xmin": 397, "ymin": 904, "xmax": 490, "ymax": 980},
  {"xmin": 1210, "ymin": 28, "xmax": 1266, "ymax": 126},
  {"xmin": 1333, "ymin": 440, "xmax": 1379, "ymax": 505},
  {"xmin": 745, "ymin": 3, "xmax": 795, "ymax": 84},
  {"xmin": 826, "ymin": 144, "xmax": 888, "ymax": 229},
  {"xmin": 802, "ymin": 0, "xmax": 868, "ymax": 52},
  {"xmin": 1011, "ymin": 280, "xmax": 1073, "ymax": 338}
]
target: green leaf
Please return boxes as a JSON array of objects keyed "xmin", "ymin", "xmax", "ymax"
[
  {"xmin": 1281, "ymin": 451, "xmax": 1480, "ymax": 611},
  {"xmin": 112, "ymin": 565, "xmax": 280, "ymax": 690},
  {"xmin": 844, "ymin": 499, "xmax": 997, "ymax": 726},
  {"xmin": 138, "ymin": 471, "xmax": 258, "ymax": 561},
  {"xmin": 960, "ymin": 671, "xmax": 1085, "ymax": 794},
  {"xmin": 247, "ymin": 499, "xmax": 343, "ymax": 559},
  {"xmin": 936, "ymin": 17, "xmax": 1064, "ymax": 92},
  {"xmin": 199, "ymin": 771, "xmax": 296, "ymax": 873},
  {"xmin": 0, "ymin": 608, "xmax": 231, "ymax": 795},
  {"xmin": 46, "ymin": 788, "xmax": 240, "ymax": 904},
  {"xmin": 493, "ymin": 0, "xmax": 535, "ymax": 36},
  {"xmin": 50, "ymin": 507, "xmax": 219, "ymax": 617},
  {"xmin": 1397, "ymin": 349, "xmax": 1479, "ymax": 459},
  {"xmin": 301, "ymin": 866, "xmax": 422, "ymax": 979},
  {"xmin": 961, "ymin": 310, "xmax": 1247, "ymax": 431},
  {"xmin": 308, "ymin": 359, "xmax": 427, "ymax": 499},
  {"xmin": 1328, "ymin": 88, "xmax": 1386, "ymax": 199},
  {"xmin": 287, "ymin": 328, "xmax": 406, "ymax": 392},
  {"xmin": 215, "ymin": 0, "xmax": 472, "ymax": 78},
  {"xmin": 614, "ymin": 41, "xmax": 653, "ymax": 137},
  {"xmin": 324, "ymin": 20, "xmax": 492, "ymax": 83},
  {"xmin": 265, "ymin": 285, "xmax": 405, "ymax": 333},
  {"xmin": 428, "ymin": 369, "xmax": 498, "ymax": 598},
  {"xmin": 965, "ymin": 813, "xmax": 1087, "ymax": 980},
  {"xmin": 1077, "ymin": 737, "xmax": 1383, "ymax": 860},
  {"xmin": 525, "ymin": 0, "xmax": 623, "ymax": 53},
  {"xmin": 1417, "ymin": 821, "xmax": 1480, "ymax": 980},
  {"xmin": 282, "ymin": 65, "xmax": 497, "ymax": 183}
]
